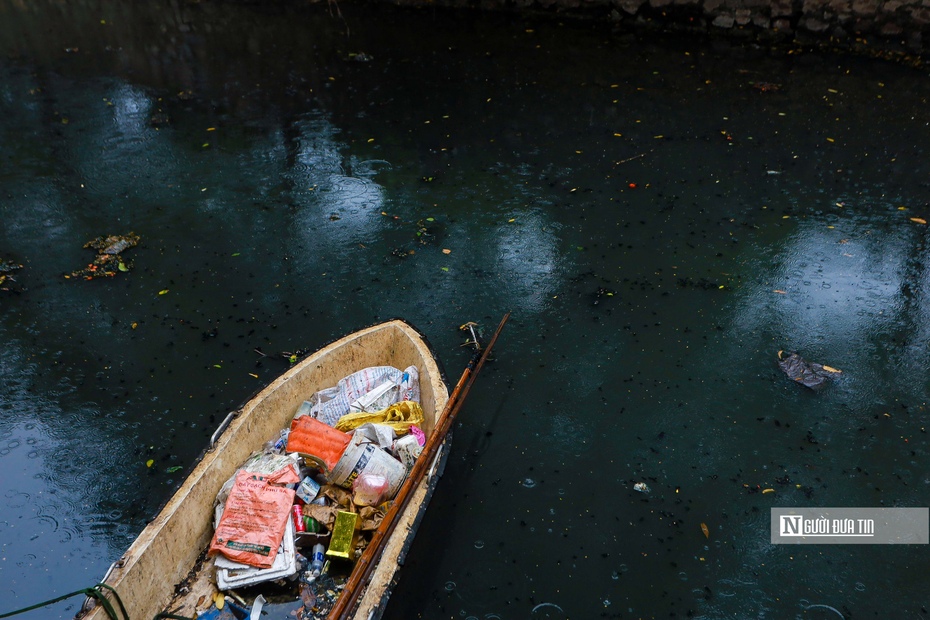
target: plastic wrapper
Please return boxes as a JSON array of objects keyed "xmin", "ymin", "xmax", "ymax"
[
  {"xmin": 777, "ymin": 351, "xmax": 842, "ymax": 390},
  {"xmin": 334, "ymin": 400, "xmax": 424, "ymax": 435},
  {"xmin": 352, "ymin": 472, "xmax": 390, "ymax": 507},
  {"xmin": 209, "ymin": 470, "xmax": 296, "ymax": 568},
  {"xmin": 286, "ymin": 416, "xmax": 351, "ymax": 473},
  {"xmin": 214, "ymin": 452, "xmax": 301, "ymax": 518},
  {"xmin": 354, "ymin": 422, "xmax": 396, "ymax": 449},
  {"xmin": 299, "ymin": 366, "xmax": 420, "ymax": 426}
]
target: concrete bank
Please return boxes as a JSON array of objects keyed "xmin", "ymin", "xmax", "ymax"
[{"xmin": 378, "ymin": 0, "xmax": 930, "ymax": 61}]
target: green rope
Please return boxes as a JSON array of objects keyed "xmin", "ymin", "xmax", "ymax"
[
  {"xmin": 0, "ymin": 582, "xmax": 196, "ymax": 620},
  {"xmin": 0, "ymin": 583, "xmax": 128, "ymax": 620}
]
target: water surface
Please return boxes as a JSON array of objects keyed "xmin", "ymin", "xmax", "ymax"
[{"xmin": 1, "ymin": 2, "xmax": 929, "ymax": 618}]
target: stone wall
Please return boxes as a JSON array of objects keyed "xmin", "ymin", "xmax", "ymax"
[{"xmin": 400, "ymin": 0, "xmax": 930, "ymax": 60}]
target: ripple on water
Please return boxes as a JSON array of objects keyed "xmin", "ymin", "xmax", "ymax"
[
  {"xmin": 530, "ymin": 602, "xmax": 566, "ymax": 619},
  {"xmin": 5, "ymin": 491, "xmax": 30, "ymax": 509}
]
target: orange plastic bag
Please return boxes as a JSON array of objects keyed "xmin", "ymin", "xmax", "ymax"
[
  {"xmin": 209, "ymin": 470, "xmax": 296, "ymax": 568},
  {"xmin": 286, "ymin": 416, "xmax": 351, "ymax": 473}
]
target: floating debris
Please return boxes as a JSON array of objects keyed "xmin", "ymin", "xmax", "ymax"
[
  {"xmin": 633, "ymin": 482, "xmax": 650, "ymax": 493},
  {"xmin": 677, "ymin": 277, "xmax": 722, "ymax": 290},
  {"xmin": 296, "ymin": 573, "xmax": 346, "ymax": 619},
  {"xmin": 149, "ymin": 113, "xmax": 170, "ymax": 127},
  {"xmin": 592, "ymin": 286, "xmax": 615, "ymax": 305},
  {"xmin": 777, "ymin": 350, "xmax": 842, "ymax": 390},
  {"xmin": 0, "ymin": 260, "xmax": 22, "ymax": 273},
  {"xmin": 68, "ymin": 233, "xmax": 140, "ymax": 280},
  {"xmin": 414, "ymin": 217, "xmax": 444, "ymax": 246},
  {"xmin": 752, "ymin": 82, "xmax": 781, "ymax": 92},
  {"xmin": 0, "ymin": 259, "xmax": 24, "ymax": 293}
]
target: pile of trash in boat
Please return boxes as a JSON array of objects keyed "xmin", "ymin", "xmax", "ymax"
[{"xmin": 205, "ymin": 365, "xmax": 426, "ymax": 620}]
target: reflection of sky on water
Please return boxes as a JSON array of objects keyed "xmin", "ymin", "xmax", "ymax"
[
  {"xmin": 109, "ymin": 84, "xmax": 152, "ymax": 137},
  {"xmin": 731, "ymin": 212, "xmax": 930, "ymax": 384},
  {"xmin": 281, "ymin": 113, "xmax": 564, "ymax": 315},
  {"xmin": 695, "ymin": 209, "xmax": 930, "ymax": 618},
  {"xmin": 288, "ymin": 116, "xmax": 385, "ymax": 243}
]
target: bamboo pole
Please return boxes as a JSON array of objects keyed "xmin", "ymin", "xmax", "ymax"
[{"xmin": 328, "ymin": 312, "xmax": 510, "ymax": 620}]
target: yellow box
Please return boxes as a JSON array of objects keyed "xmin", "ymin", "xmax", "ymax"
[{"xmin": 326, "ymin": 511, "xmax": 358, "ymax": 559}]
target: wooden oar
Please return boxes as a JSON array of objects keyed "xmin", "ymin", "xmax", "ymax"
[{"xmin": 328, "ymin": 312, "xmax": 510, "ymax": 620}]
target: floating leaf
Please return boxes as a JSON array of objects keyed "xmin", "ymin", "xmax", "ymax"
[
  {"xmin": 117, "ymin": 262, "xmax": 128, "ymax": 272},
  {"xmin": 700, "ymin": 523, "xmax": 710, "ymax": 539},
  {"xmin": 232, "ymin": 252, "xmax": 240, "ymax": 257},
  {"xmin": 158, "ymin": 289, "xmax": 169, "ymax": 295},
  {"xmin": 248, "ymin": 373, "xmax": 259, "ymax": 379},
  {"xmin": 910, "ymin": 217, "xmax": 927, "ymax": 225},
  {"xmin": 131, "ymin": 322, "xmax": 138, "ymax": 329},
  {"xmin": 426, "ymin": 217, "xmax": 435, "ymax": 222},
  {"xmin": 213, "ymin": 364, "xmax": 222, "ymax": 369},
  {"xmin": 146, "ymin": 459, "xmax": 154, "ymax": 468},
  {"xmin": 166, "ymin": 466, "xmax": 182, "ymax": 473},
  {"xmin": 822, "ymin": 365, "xmax": 842, "ymax": 374},
  {"xmin": 773, "ymin": 290, "xmax": 787, "ymax": 294},
  {"xmin": 442, "ymin": 248, "xmax": 452, "ymax": 254},
  {"xmin": 762, "ymin": 488, "xmax": 775, "ymax": 494},
  {"xmin": 441, "ymin": 267, "xmax": 449, "ymax": 272}
]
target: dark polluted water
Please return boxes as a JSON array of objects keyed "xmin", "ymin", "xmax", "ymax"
[{"xmin": 1, "ymin": 2, "xmax": 929, "ymax": 619}]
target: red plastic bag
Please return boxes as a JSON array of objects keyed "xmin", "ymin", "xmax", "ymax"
[
  {"xmin": 209, "ymin": 470, "xmax": 295, "ymax": 568},
  {"xmin": 286, "ymin": 416, "xmax": 351, "ymax": 473}
]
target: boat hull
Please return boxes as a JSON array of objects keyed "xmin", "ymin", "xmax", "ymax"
[{"xmin": 81, "ymin": 319, "xmax": 449, "ymax": 620}]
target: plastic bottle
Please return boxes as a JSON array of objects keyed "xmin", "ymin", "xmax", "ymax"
[{"xmin": 310, "ymin": 543, "xmax": 325, "ymax": 576}]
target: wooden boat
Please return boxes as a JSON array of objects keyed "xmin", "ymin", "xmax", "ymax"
[{"xmin": 80, "ymin": 319, "xmax": 449, "ymax": 620}]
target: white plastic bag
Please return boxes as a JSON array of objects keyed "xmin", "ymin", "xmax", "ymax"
[{"xmin": 301, "ymin": 365, "xmax": 420, "ymax": 426}]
